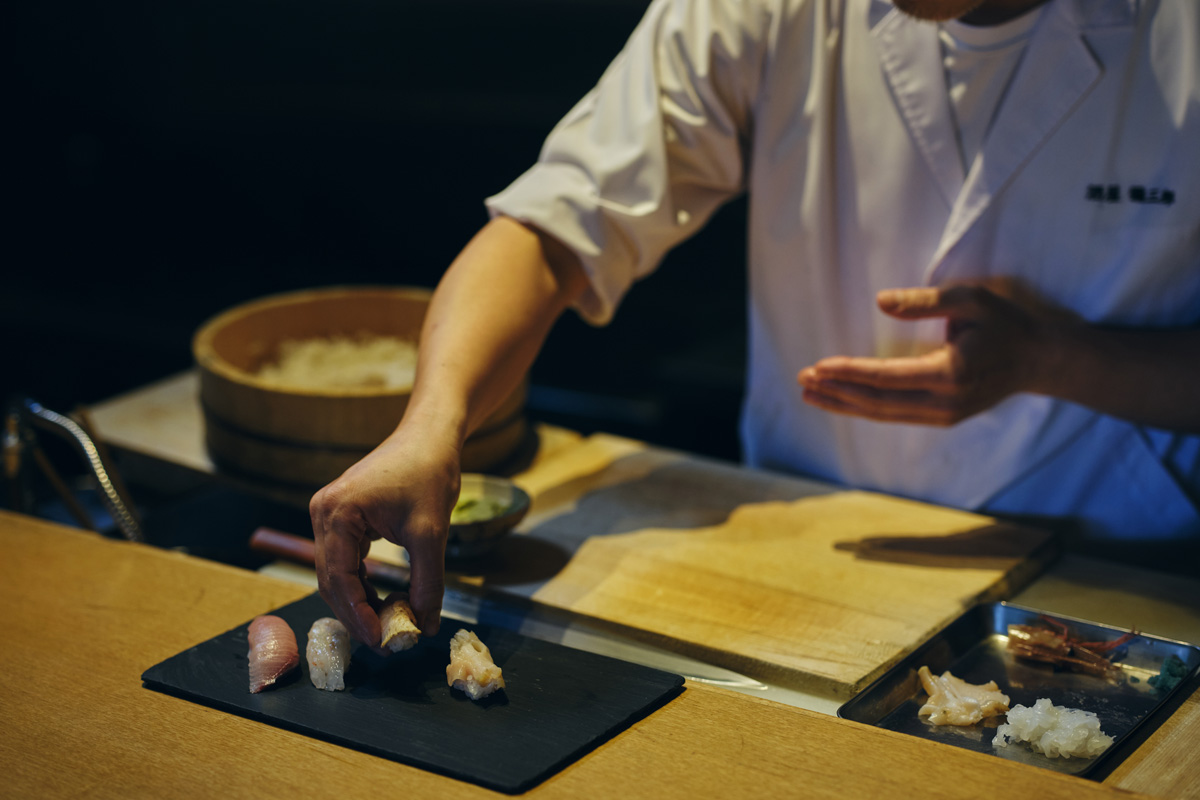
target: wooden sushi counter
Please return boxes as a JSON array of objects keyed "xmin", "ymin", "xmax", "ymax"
[
  {"xmin": 0, "ymin": 510, "xmax": 1193, "ymax": 799},
  {"xmin": 0, "ymin": 371, "xmax": 1197, "ymax": 798}
]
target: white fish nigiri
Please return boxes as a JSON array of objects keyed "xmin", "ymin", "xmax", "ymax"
[
  {"xmin": 307, "ymin": 617, "xmax": 352, "ymax": 691},
  {"xmin": 248, "ymin": 615, "xmax": 299, "ymax": 693},
  {"xmin": 446, "ymin": 630, "xmax": 505, "ymax": 700}
]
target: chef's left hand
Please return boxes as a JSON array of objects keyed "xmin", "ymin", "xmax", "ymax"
[{"xmin": 797, "ymin": 284, "xmax": 1059, "ymax": 426}]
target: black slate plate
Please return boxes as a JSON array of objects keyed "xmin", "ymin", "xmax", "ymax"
[{"xmin": 142, "ymin": 592, "xmax": 684, "ymax": 793}]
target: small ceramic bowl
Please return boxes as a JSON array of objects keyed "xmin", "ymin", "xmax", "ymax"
[{"xmin": 446, "ymin": 474, "xmax": 531, "ymax": 559}]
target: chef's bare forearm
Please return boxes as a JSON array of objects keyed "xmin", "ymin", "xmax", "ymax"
[
  {"xmin": 400, "ymin": 216, "xmax": 589, "ymax": 448},
  {"xmin": 1037, "ymin": 322, "xmax": 1200, "ymax": 433}
]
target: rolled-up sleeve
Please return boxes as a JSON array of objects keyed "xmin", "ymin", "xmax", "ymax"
[{"xmin": 486, "ymin": 0, "xmax": 770, "ymax": 324}]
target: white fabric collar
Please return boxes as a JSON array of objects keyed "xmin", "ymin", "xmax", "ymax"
[{"xmin": 940, "ymin": 6, "xmax": 1043, "ymax": 50}]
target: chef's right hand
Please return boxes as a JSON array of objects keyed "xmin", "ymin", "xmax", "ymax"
[{"xmin": 309, "ymin": 425, "xmax": 460, "ymax": 648}]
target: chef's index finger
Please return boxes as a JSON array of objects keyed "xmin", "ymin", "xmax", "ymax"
[
  {"xmin": 405, "ymin": 534, "xmax": 447, "ymax": 636},
  {"xmin": 877, "ymin": 286, "xmax": 991, "ymax": 320},
  {"xmin": 314, "ymin": 522, "xmax": 383, "ymax": 648}
]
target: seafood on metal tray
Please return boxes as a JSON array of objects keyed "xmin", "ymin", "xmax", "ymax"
[
  {"xmin": 917, "ymin": 665, "xmax": 1010, "ymax": 726},
  {"xmin": 993, "ymin": 698, "xmax": 1114, "ymax": 759},
  {"xmin": 1006, "ymin": 616, "xmax": 1136, "ymax": 682}
]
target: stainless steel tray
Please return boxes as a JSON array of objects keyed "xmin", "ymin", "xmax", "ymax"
[{"xmin": 838, "ymin": 602, "xmax": 1199, "ymax": 777}]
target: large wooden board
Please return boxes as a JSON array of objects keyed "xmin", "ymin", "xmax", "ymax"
[
  {"xmin": 498, "ymin": 435, "xmax": 1057, "ymax": 698},
  {"xmin": 89, "ymin": 377, "xmax": 1053, "ymax": 697}
]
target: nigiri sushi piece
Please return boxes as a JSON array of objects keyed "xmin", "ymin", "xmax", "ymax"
[
  {"xmin": 446, "ymin": 629, "xmax": 505, "ymax": 700},
  {"xmin": 248, "ymin": 615, "xmax": 299, "ymax": 693},
  {"xmin": 917, "ymin": 665, "xmax": 1009, "ymax": 726},
  {"xmin": 380, "ymin": 595, "xmax": 421, "ymax": 652},
  {"xmin": 307, "ymin": 617, "xmax": 353, "ymax": 691}
]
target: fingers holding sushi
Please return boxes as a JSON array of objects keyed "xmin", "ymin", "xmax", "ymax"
[
  {"xmin": 309, "ymin": 431, "xmax": 454, "ymax": 643},
  {"xmin": 248, "ymin": 615, "xmax": 300, "ymax": 693},
  {"xmin": 312, "ymin": 522, "xmax": 384, "ymax": 652}
]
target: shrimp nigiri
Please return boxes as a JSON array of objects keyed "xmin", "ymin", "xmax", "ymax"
[
  {"xmin": 248, "ymin": 615, "xmax": 299, "ymax": 693},
  {"xmin": 446, "ymin": 629, "xmax": 505, "ymax": 700},
  {"xmin": 307, "ymin": 617, "xmax": 352, "ymax": 691}
]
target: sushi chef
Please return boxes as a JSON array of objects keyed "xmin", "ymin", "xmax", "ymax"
[{"xmin": 310, "ymin": 0, "xmax": 1200, "ymax": 646}]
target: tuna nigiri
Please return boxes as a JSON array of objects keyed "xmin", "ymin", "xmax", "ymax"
[
  {"xmin": 307, "ymin": 617, "xmax": 353, "ymax": 691},
  {"xmin": 446, "ymin": 629, "xmax": 505, "ymax": 700},
  {"xmin": 248, "ymin": 615, "xmax": 299, "ymax": 693}
]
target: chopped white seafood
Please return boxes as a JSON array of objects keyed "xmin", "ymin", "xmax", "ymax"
[{"xmin": 993, "ymin": 698, "xmax": 1113, "ymax": 758}]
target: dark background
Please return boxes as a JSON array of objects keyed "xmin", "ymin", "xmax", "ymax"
[
  {"xmin": 8, "ymin": 2, "xmax": 1196, "ymax": 576},
  {"xmin": 6, "ymin": 0, "xmax": 749, "ymax": 469}
]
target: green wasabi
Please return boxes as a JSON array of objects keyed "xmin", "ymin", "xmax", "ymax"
[
  {"xmin": 1148, "ymin": 655, "xmax": 1190, "ymax": 693},
  {"xmin": 450, "ymin": 496, "xmax": 509, "ymax": 524}
]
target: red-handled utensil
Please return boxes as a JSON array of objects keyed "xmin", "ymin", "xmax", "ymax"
[{"xmin": 250, "ymin": 527, "xmax": 412, "ymax": 588}]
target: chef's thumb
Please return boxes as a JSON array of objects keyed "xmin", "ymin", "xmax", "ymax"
[{"xmin": 876, "ymin": 287, "xmax": 941, "ymax": 317}]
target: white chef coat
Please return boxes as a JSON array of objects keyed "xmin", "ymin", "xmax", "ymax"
[
  {"xmin": 486, "ymin": 0, "xmax": 1200, "ymax": 542},
  {"xmin": 938, "ymin": 10, "xmax": 1042, "ymax": 172}
]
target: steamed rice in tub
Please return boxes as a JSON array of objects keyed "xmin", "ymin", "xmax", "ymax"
[{"xmin": 256, "ymin": 334, "xmax": 417, "ymax": 391}]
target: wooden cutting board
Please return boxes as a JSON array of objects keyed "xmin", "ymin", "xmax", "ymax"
[{"xmin": 489, "ymin": 434, "xmax": 1057, "ymax": 698}]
